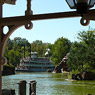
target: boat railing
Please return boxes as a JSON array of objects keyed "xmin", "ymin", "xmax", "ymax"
[{"xmin": 20, "ymin": 63, "xmax": 55, "ymax": 67}]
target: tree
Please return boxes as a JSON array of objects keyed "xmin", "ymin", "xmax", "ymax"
[
  {"xmin": 7, "ymin": 38, "xmax": 13, "ymax": 50},
  {"xmin": 67, "ymin": 41, "xmax": 87, "ymax": 72},
  {"xmin": 77, "ymin": 29, "xmax": 95, "ymax": 49},
  {"xmin": 31, "ymin": 40, "xmax": 51, "ymax": 57},
  {"xmin": 43, "ymin": 43, "xmax": 53, "ymax": 57},
  {"xmin": 78, "ymin": 29, "xmax": 95, "ymax": 71},
  {"xmin": 51, "ymin": 37, "xmax": 71, "ymax": 65},
  {"xmin": 8, "ymin": 49, "xmax": 21, "ymax": 66},
  {"xmin": 67, "ymin": 29, "xmax": 95, "ymax": 73},
  {"xmin": 4, "ymin": 37, "xmax": 31, "ymax": 66},
  {"xmin": 12, "ymin": 37, "xmax": 30, "ymax": 57}
]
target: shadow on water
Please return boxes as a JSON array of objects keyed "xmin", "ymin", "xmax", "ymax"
[{"xmin": 2, "ymin": 72, "xmax": 95, "ymax": 95}]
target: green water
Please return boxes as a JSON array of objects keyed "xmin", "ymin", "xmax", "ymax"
[{"xmin": 2, "ymin": 72, "xmax": 95, "ymax": 95}]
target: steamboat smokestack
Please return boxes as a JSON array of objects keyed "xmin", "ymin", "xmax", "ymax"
[
  {"xmin": 30, "ymin": 44, "xmax": 31, "ymax": 59},
  {"xmin": 24, "ymin": 45, "xmax": 25, "ymax": 58}
]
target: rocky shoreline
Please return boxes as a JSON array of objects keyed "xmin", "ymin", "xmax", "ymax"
[
  {"xmin": 71, "ymin": 72, "xmax": 95, "ymax": 80},
  {"xmin": 2, "ymin": 65, "xmax": 15, "ymax": 76}
]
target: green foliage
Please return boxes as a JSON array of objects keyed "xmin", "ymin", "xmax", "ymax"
[
  {"xmin": 31, "ymin": 40, "xmax": 52, "ymax": 57},
  {"xmin": 67, "ymin": 41, "xmax": 87, "ymax": 72},
  {"xmin": 70, "ymin": 69, "xmax": 79, "ymax": 75},
  {"xmin": 2, "ymin": 64, "xmax": 15, "ymax": 75},
  {"xmin": 4, "ymin": 37, "xmax": 30, "ymax": 66},
  {"xmin": 68, "ymin": 69, "xmax": 79, "ymax": 79},
  {"xmin": 5, "ymin": 29, "xmax": 95, "ymax": 72},
  {"xmin": 4, "ymin": 63, "xmax": 14, "ymax": 68},
  {"xmin": 51, "ymin": 37, "xmax": 71, "ymax": 65},
  {"xmin": 43, "ymin": 44, "xmax": 53, "ymax": 57},
  {"xmin": 67, "ymin": 29, "xmax": 95, "ymax": 73},
  {"xmin": 8, "ymin": 49, "xmax": 21, "ymax": 66},
  {"xmin": 4, "ymin": 38, "xmax": 52, "ymax": 67}
]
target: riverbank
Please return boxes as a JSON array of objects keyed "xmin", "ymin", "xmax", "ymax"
[
  {"xmin": 2, "ymin": 64, "xmax": 15, "ymax": 76},
  {"xmin": 71, "ymin": 72, "xmax": 95, "ymax": 80}
]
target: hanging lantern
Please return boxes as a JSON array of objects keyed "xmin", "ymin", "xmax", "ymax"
[{"xmin": 65, "ymin": 0, "xmax": 95, "ymax": 15}]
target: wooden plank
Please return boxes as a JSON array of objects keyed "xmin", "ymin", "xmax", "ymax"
[
  {"xmin": 4, "ymin": 0, "xmax": 16, "ymax": 5},
  {"xmin": 0, "ymin": 11, "xmax": 80, "ymax": 25}
]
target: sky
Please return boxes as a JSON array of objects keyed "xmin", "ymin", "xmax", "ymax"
[{"xmin": 3, "ymin": 0, "xmax": 95, "ymax": 44}]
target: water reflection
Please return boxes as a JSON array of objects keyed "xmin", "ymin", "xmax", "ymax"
[{"xmin": 2, "ymin": 72, "xmax": 95, "ymax": 95}]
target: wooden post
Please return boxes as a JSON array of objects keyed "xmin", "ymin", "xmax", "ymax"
[
  {"xmin": 2, "ymin": 89, "xmax": 15, "ymax": 95},
  {"xmin": 29, "ymin": 80, "xmax": 37, "ymax": 95},
  {"xmin": 29, "ymin": 44, "xmax": 31, "ymax": 59},
  {"xmin": 18, "ymin": 80, "xmax": 27, "ymax": 95},
  {"xmin": 0, "ymin": 66, "xmax": 2, "ymax": 95},
  {"xmin": 25, "ymin": 0, "xmax": 33, "ymax": 15},
  {"xmin": 24, "ymin": 45, "xmax": 25, "ymax": 58},
  {"xmin": 0, "ymin": 4, "xmax": 3, "ymax": 95}
]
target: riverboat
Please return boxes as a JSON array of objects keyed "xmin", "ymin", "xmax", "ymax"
[{"xmin": 16, "ymin": 52, "xmax": 55, "ymax": 72}]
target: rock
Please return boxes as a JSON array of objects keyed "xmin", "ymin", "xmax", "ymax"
[
  {"xmin": 2, "ymin": 65, "xmax": 15, "ymax": 76},
  {"xmin": 2, "ymin": 89, "xmax": 15, "ymax": 95},
  {"xmin": 71, "ymin": 74, "xmax": 82, "ymax": 80},
  {"xmin": 72, "ymin": 74, "xmax": 76, "ymax": 80},
  {"xmin": 81, "ymin": 72, "xmax": 95, "ymax": 80},
  {"xmin": 71, "ymin": 72, "xmax": 95, "ymax": 80},
  {"xmin": 47, "ymin": 69, "xmax": 51, "ymax": 72}
]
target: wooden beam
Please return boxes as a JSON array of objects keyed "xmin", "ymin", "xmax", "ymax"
[
  {"xmin": 0, "ymin": 11, "xmax": 80, "ymax": 25},
  {"xmin": 1, "ymin": 9, "xmax": 95, "ymax": 26},
  {"xmin": 4, "ymin": 0, "xmax": 16, "ymax": 5}
]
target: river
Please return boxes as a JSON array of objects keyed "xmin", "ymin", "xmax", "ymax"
[{"xmin": 2, "ymin": 72, "xmax": 95, "ymax": 95}]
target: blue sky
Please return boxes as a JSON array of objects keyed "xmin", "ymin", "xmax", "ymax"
[{"xmin": 3, "ymin": 0, "xmax": 95, "ymax": 44}]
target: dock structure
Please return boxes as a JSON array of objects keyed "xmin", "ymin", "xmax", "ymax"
[
  {"xmin": 18, "ymin": 80, "xmax": 37, "ymax": 95},
  {"xmin": 2, "ymin": 80, "xmax": 37, "ymax": 95},
  {"xmin": 18, "ymin": 80, "xmax": 27, "ymax": 95},
  {"xmin": 29, "ymin": 80, "xmax": 37, "ymax": 95}
]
